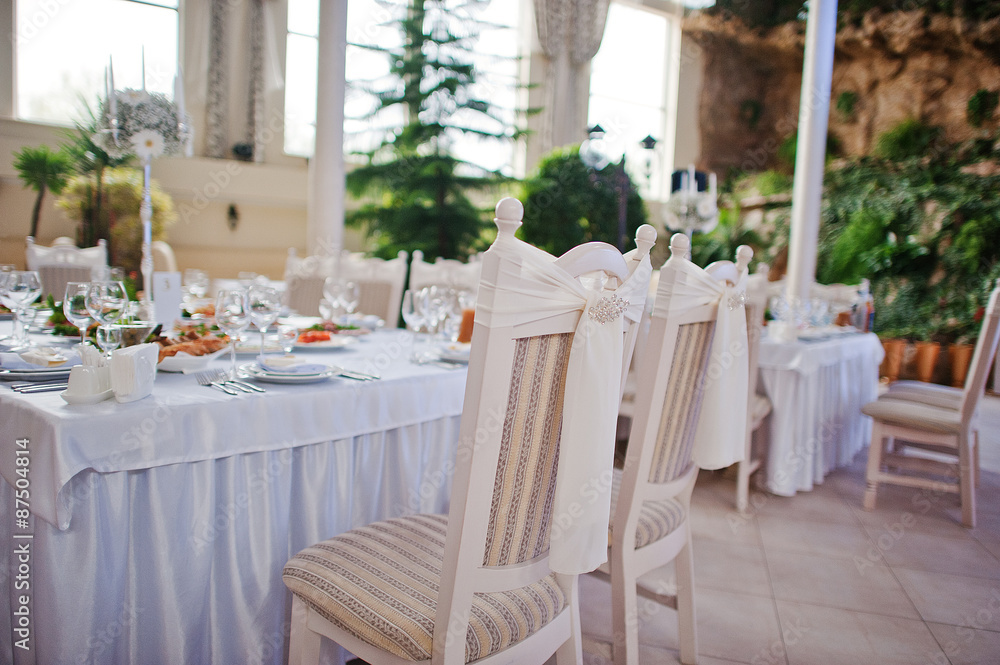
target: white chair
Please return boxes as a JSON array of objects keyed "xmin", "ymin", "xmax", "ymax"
[
  {"xmin": 597, "ymin": 234, "xmax": 751, "ymax": 665},
  {"xmin": 409, "ymin": 250, "xmax": 483, "ymax": 295},
  {"xmin": 151, "ymin": 240, "xmax": 178, "ymax": 274},
  {"xmin": 862, "ymin": 284, "xmax": 1000, "ymax": 527},
  {"xmin": 340, "ymin": 250, "xmax": 409, "ymax": 324},
  {"xmin": 25, "ymin": 236, "xmax": 108, "ymax": 298},
  {"xmin": 282, "ymin": 198, "xmax": 654, "ymax": 665},
  {"xmin": 735, "ymin": 270, "xmax": 772, "ymax": 513}
]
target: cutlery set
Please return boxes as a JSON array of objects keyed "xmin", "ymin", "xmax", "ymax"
[{"xmin": 10, "ymin": 380, "xmax": 69, "ymax": 394}]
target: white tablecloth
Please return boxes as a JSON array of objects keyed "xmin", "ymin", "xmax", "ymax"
[
  {"xmin": 757, "ymin": 331, "xmax": 884, "ymax": 496},
  {"xmin": 0, "ymin": 330, "xmax": 467, "ymax": 665}
]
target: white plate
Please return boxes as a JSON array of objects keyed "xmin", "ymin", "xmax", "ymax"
[
  {"xmin": 157, "ymin": 347, "xmax": 228, "ymax": 373},
  {"xmin": 234, "ymin": 341, "xmax": 284, "ymax": 355},
  {"xmin": 438, "ymin": 343, "xmax": 471, "ymax": 364},
  {"xmin": 60, "ymin": 388, "xmax": 114, "ymax": 405},
  {"xmin": 293, "ymin": 336, "xmax": 358, "ymax": 351},
  {"xmin": 239, "ymin": 363, "xmax": 336, "ymax": 384},
  {"xmin": 0, "ymin": 367, "xmax": 73, "ymax": 381}
]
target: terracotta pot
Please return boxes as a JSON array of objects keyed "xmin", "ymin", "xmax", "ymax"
[
  {"xmin": 949, "ymin": 343, "xmax": 975, "ymax": 388},
  {"xmin": 880, "ymin": 338, "xmax": 907, "ymax": 383},
  {"xmin": 914, "ymin": 341, "xmax": 941, "ymax": 383}
]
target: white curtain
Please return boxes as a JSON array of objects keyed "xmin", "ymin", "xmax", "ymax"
[{"xmin": 533, "ymin": 0, "xmax": 612, "ymax": 152}]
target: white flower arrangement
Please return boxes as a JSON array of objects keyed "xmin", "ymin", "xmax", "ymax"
[{"xmin": 95, "ymin": 88, "xmax": 191, "ymax": 161}]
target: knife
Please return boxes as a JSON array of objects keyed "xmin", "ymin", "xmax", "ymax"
[{"xmin": 14, "ymin": 383, "xmax": 69, "ymax": 394}]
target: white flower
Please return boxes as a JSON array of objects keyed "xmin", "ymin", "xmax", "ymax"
[
  {"xmin": 120, "ymin": 89, "xmax": 151, "ymax": 105},
  {"xmin": 131, "ymin": 129, "xmax": 165, "ymax": 159}
]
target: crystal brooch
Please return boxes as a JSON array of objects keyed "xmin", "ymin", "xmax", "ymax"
[{"xmin": 589, "ymin": 294, "xmax": 629, "ymax": 324}]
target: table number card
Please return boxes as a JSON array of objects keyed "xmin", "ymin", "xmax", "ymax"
[{"xmin": 152, "ymin": 272, "xmax": 183, "ymax": 325}]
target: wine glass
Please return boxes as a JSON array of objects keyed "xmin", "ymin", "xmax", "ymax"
[
  {"xmin": 248, "ymin": 284, "xmax": 281, "ymax": 360},
  {"xmin": 85, "ymin": 281, "xmax": 128, "ymax": 359},
  {"xmin": 215, "ymin": 289, "xmax": 251, "ymax": 379},
  {"xmin": 322, "ymin": 278, "xmax": 346, "ymax": 323},
  {"xmin": 401, "ymin": 289, "xmax": 426, "ymax": 334},
  {"xmin": 1, "ymin": 271, "xmax": 42, "ymax": 350},
  {"xmin": 63, "ymin": 282, "xmax": 93, "ymax": 349},
  {"xmin": 340, "ymin": 281, "xmax": 360, "ymax": 317},
  {"xmin": 184, "ymin": 269, "xmax": 210, "ymax": 299}
]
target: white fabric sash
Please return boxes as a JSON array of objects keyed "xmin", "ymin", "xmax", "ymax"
[
  {"xmin": 652, "ymin": 259, "xmax": 749, "ymax": 470},
  {"xmin": 477, "ymin": 238, "xmax": 651, "ymax": 574}
]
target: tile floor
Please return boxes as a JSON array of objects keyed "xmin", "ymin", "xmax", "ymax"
[{"xmin": 575, "ymin": 395, "xmax": 1000, "ymax": 665}]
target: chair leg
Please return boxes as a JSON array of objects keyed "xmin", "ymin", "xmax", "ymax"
[
  {"xmin": 610, "ymin": 554, "xmax": 640, "ymax": 665},
  {"xmin": 863, "ymin": 425, "xmax": 888, "ymax": 511},
  {"xmin": 675, "ymin": 532, "xmax": 698, "ymax": 665},
  {"xmin": 736, "ymin": 459, "xmax": 750, "ymax": 514},
  {"xmin": 959, "ymin": 432, "xmax": 977, "ymax": 529},
  {"xmin": 974, "ymin": 429, "xmax": 981, "ymax": 487},
  {"xmin": 289, "ymin": 595, "xmax": 322, "ymax": 665},
  {"xmin": 555, "ymin": 574, "xmax": 583, "ymax": 665}
]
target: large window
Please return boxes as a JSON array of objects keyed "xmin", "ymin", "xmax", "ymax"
[
  {"xmin": 588, "ymin": 2, "xmax": 680, "ymax": 200},
  {"xmin": 284, "ymin": 0, "xmax": 521, "ymax": 174},
  {"xmin": 15, "ymin": 0, "xmax": 179, "ymax": 125}
]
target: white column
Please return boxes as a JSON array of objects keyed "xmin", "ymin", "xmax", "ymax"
[
  {"xmin": 308, "ymin": 0, "xmax": 348, "ymax": 256},
  {"xmin": 786, "ymin": 0, "xmax": 838, "ymax": 301}
]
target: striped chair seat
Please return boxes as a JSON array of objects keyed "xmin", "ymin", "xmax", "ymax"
[
  {"xmin": 283, "ymin": 514, "xmax": 567, "ymax": 663},
  {"xmin": 608, "ymin": 468, "xmax": 686, "ymax": 549}
]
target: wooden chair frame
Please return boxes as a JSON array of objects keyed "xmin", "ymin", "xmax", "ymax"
[
  {"xmin": 596, "ymin": 235, "xmax": 751, "ymax": 665},
  {"xmin": 286, "ymin": 199, "xmax": 655, "ymax": 665},
  {"xmin": 863, "ymin": 286, "xmax": 1000, "ymax": 528}
]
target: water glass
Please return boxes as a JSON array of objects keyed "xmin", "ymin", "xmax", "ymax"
[
  {"xmin": 85, "ymin": 281, "xmax": 128, "ymax": 359},
  {"xmin": 184, "ymin": 269, "xmax": 210, "ymax": 300},
  {"xmin": 1, "ymin": 270, "xmax": 42, "ymax": 349},
  {"xmin": 248, "ymin": 284, "xmax": 281, "ymax": 359},
  {"xmin": 64, "ymin": 282, "xmax": 93, "ymax": 349},
  {"xmin": 216, "ymin": 289, "xmax": 251, "ymax": 379},
  {"xmin": 277, "ymin": 325, "xmax": 298, "ymax": 354}
]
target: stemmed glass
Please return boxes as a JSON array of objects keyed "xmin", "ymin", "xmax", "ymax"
[
  {"xmin": 85, "ymin": 281, "xmax": 128, "ymax": 359},
  {"xmin": 323, "ymin": 278, "xmax": 360, "ymax": 323},
  {"xmin": 248, "ymin": 284, "xmax": 281, "ymax": 360},
  {"xmin": 1, "ymin": 270, "xmax": 42, "ymax": 350},
  {"xmin": 63, "ymin": 282, "xmax": 93, "ymax": 349},
  {"xmin": 215, "ymin": 289, "xmax": 251, "ymax": 379},
  {"xmin": 401, "ymin": 289, "xmax": 426, "ymax": 334}
]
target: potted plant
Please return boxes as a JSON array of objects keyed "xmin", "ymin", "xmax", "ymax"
[{"xmin": 13, "ymin": 144, "xmax": 73, "ymax": 238}]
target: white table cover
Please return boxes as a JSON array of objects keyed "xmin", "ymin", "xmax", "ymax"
[
  {"xmin": 0, "ymin": 330, "xmax": 466, "ymax": 665},
  {"xmin": 757, "ymin": 331, "xmax": 884, "ymax": 495}
]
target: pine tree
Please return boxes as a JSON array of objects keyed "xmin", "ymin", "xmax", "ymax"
[{"xmin": 345, "ymin": 0, "xmax": 525, "ymax": 261}]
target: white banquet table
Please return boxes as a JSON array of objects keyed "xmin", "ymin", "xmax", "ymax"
[
  {"xmin": 757, "ymin": 331, "xmax": 884, "ymax": 496},
  {"xmin": 0, "ymin": 329, "xmax": 467, "ymax": 665}
]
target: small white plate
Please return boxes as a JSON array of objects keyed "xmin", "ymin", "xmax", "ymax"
[
  {"xmin": 239, "ymin": 363, "xmax": 337, "ymax": 384},
  {"xmin": 60, "ymin": 388, "xmax": 114, "ymax": 405},
  {"xmin": 439, "ymin": 343, "xmax": 471, "ymax": 364},
  {"xmin": 234, "ymin": 341, "xmax": 284, "ymax": 355}
]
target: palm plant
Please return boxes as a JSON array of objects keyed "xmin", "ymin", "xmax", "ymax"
[{"xmin": 13, "ymin": 144, "xmax": 73, "ymax": 238}]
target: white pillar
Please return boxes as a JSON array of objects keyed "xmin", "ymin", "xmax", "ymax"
[
  {"xmin": 786, "ymin": 0, "xmax": 838, "ymax": 301},
  {"xmin": 308, "ymin": 0, "xmax": 348, "ymax": 256}
]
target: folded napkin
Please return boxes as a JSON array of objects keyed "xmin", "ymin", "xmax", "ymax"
[
  {"xmin": 110, "ymin": 343, "xmax": 158, "ymax": 403},
  {"xmin": 78, "ymin": 344, "xmax": 104, "ymax": 368},
  {"xmin": 258, "ymin": 355, "xmax": 327, "ymax": 374},
  {"xmin": 0, "ymin": 348, "xmax": 82, "ymax": 370}
]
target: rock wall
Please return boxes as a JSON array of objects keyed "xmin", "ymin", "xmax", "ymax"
[{"xmin": 685, "ymin": 10, "xmax": 1000, "ymax": 172}]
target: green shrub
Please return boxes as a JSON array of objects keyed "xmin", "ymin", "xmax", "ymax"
[{"xmin": 873, "ymin": 118, "xmax": 941, "ymax": 161}]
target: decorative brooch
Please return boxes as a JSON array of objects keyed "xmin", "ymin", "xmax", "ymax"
[
  {"xmin": 589, "ymin": 294, "xmax": 629, "ymax": 324},
  {"xmin": 728, "ymin": 291, "xmax": 748, "ymax": 310}
]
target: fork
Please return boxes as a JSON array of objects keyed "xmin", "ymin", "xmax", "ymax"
[
  {"xmin": 195, "ymin": 371, "xmax": 239, "ymax": 395},
  {"xmin": 208, "ymin": 369, "xmax": 266, "ymax": 393}
]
